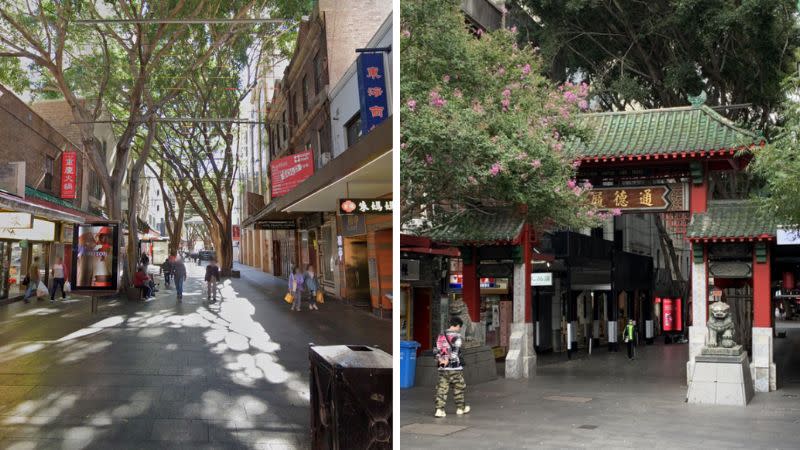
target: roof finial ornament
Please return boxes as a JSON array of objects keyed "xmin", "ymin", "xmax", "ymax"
[{"xmin": 688, "ymin": 91, "xmax": 707, "ymax": 108}]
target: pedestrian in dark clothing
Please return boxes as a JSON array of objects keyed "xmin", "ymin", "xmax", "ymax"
[
  {"xmin": 173, "ymin": 258, "xmax": 187, "ymax": 301},
  {"xmin": 161, "ymin": 258, "xmax": 173, "ymax": 287},
  {"xmin": 50, "ymin": 257, "xmax": 67, "ymax": 302},
  {"xmin": 205, "ymin": 259, "xmax": 220, "ymax": 302},
  {"xmin": 434, "ymin": 316, "xmax": 470, "ymax": 418}
]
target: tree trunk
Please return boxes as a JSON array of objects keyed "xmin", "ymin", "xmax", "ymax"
[{"xmin": 170, "ymin": 200, "xmax": 186, "ymax": 255}]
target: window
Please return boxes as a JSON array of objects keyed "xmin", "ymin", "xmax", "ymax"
[
  {"xmin": 282, "ymin": 111, "xmax": 288, "ymax": 144},
  {"xmin": 43, "ymin": 155, "xmax": 54, "ymax": 191},
  {"xmin": 313, "ymin": 52, "xmax": 324, "ymax": 94},
  {"xmin": 302, "ymin": 75, "xmax": 309, "ymax": 113},
  {"xmin": 291, "ymin": 92, "xmax": 298, "ymax": 125},
  {"xmin": 345, "ymin": 113, "xmax": 362, "ymax": 148}
]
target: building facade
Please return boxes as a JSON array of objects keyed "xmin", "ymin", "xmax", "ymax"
[
  {"xmin": 241, "ymin": 0, "xmax": 392, "ymax": 317},
  {"xmin": 0, "ymin": 85, "xmax": 105, "ymax": 302}
]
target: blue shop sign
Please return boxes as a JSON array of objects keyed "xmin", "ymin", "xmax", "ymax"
[{"xmin": 356, "ymin": 52, "xmax": 389, "ymax": 135}]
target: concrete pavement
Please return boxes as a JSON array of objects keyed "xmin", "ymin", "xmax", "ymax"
[
  {"xmin": 0, "ymin": 261, "xmax": 390, "ymax": 449},
  {"xmin": 401, "ymin": 331, "xmax": 800, "ymax": 449}
]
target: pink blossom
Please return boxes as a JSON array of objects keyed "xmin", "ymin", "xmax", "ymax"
[
  {"xmin": 567, "ymin": 179, "xmax": 577, "ymax": 189},
  {"xmin": 453, "ymin": 88, "xmax": 463, "ymax": 99},
  {"xmin": 497, "ymin": 67, "xmax": 506, "ymax": 76},
  {"xmin": 578, "ymin": 100, "xmax": 589, "ymax": 110},
  {"xmin": 582, "ymin": 180, "xmax": 592, "ymax": 189},
  {"xmin": 510, "ymin": 26, "xmax": 517, "ymax": 33},
  {"xmin": 429, "ymin": 91, "xmax": 446, "ymax": 108},
  {"xmin": 587, "ymin": 210, "xmax": 595, "ymax": 218},
  {"xmin": 612, "ymin": 208, "xmax": 622, "ymax": 216},
  {"xmin": 516, "ymin": 152, "xmax": 526, "ymax": 160},
  {"xmin": 490, "ymin": 163, "xmax": 502, "ymax": 176},
  {"xmin": 579, "ymin": 82, "xmax": 589, "ymax": 96},
  {"xmin": 406, "ymin": 99, "xmax": 417, "ymax": 111},
  {"xmin": 425, "ymin": 154, "xmax": 434, "ymax": 165},
  {"xmin": 560, "ymin": 107, "xmax": 570, "ymax": 119},
  {"xmin": 572, "ymin": 186, "xmax": 582, "ymax": 196},
  {"xmin": 502, "ymin": 88, "xmax": 512, "ymax": 98},
  {"xmin": 402, "ymin": 29, "xmax": 411, "ymax": 38},
  {"xmin": 563, "ymin": 91, "xmax": 577, "ymax": 102},
  {"xmin": 443, "ymin": 74, "xmax": 451, "ymax": 83},
  {"xmin": 501, "ymin": 98, "xmax": 510, "ymax": 111},
  {"xmin": 522, "ymin": 64, "xmax": 531, "ymax": 75},
  {"xmin": 400, "ymin": 143, "xmax": 407, "ymax": 149},
  {"xmin": 468, "ymin": 176, "xmax": 478, "ymax": 185},
  {"xmin": 531, "ymin": 159, "xmax": 541, "ymax": 169},
  {"xmin": 477, "ymin": 28, "xmax": 484, "ymax": 36},
  {"xmin": 553, "ymin": 142, "xmax": 563, "ymax": 152},
  {"xmin": 472, "ymin": 101, "xmax": 484, "ymax": 114}
]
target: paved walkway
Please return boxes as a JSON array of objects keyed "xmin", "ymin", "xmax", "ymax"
[
  {"xmin": 0, "ymin": 261, "xmax": 390, "ymax": 449},
  {"xmin": 401, "ymin": 331, "xmax": 800, "ymax": 449}
]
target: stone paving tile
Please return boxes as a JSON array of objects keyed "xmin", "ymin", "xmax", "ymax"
[{"xmin": 150, "ymin": 418, "xmax": 208, "ymax": 442}]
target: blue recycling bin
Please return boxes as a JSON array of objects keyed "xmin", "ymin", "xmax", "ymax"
[{"xmin": 400, "ymin": 341, "xmax": 421, "ymax": 389}]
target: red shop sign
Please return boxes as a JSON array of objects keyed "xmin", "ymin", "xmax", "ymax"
[
  {"xmin": 61, "ymin": 150, "xmax": 78, "ymax": 199},
  {"xmin": 270, "ymin": 150, "xmax": 314, "ymax": 198}
]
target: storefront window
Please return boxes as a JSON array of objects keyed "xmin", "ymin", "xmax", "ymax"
[
  {"xmin": 8, "ymin": 242, "xmax": 22, "ymax": 297},
  {"xmin": 320, "ymin": 224, "xmax": 334, "ymax": 283}
]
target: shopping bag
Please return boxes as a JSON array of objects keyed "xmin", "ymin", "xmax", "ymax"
[
  {"xmin": 36, "ymin": 281, "xmax": 48, "ymax": 297},
  {"xmin": 316, "ymin": 291, "xmax": 324, "ymax": 304},
  {"xmin": 284, "ymin": 292, "xmax": 294, "ymax": 304},
  {"xmin": 64, "ymin": 281, "xmax": 71, "ymax": 293}
]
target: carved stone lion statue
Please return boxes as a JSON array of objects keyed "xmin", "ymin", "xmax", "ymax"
[
  {"xmin": 706, "ymin": 301, "xmax": 735, "ymax": 348},
  {"xmin": 448, "ymin": 297, "xmax": 479, "ymax": 348}
]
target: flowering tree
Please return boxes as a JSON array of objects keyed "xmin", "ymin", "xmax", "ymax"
[{"xmin": 401, "ymin": 0, "xmax": 606, "ymax": 232}]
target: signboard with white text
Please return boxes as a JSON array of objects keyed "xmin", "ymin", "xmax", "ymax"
[
  {"xmin": 531, "ymin": 272, "xmax": 553, "ymax": 286},
  {"xmin": 270, "ymin": 150, "xmax": 314, "ymax": 198}
]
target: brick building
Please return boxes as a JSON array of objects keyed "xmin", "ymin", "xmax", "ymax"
[
  {"xmin": 241, "ymin": 0, "xmax": 392, "ymax": 317},
  {"xmin": 0, "ymin": 85, "xmax": 105, "ymax": 302}
]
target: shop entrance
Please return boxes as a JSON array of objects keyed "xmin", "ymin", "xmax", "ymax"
[
  {"xmin": 344, "ymin": 238, "xmax": 371, "ymax": 307},
  {"xmin": 272, "ymin": 240, "xmax": 282, "ymax": 277}
]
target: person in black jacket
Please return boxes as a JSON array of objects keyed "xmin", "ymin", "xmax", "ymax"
[{"xmin": 205, "ymin": 259, "xmax": 220, "ymax": 302}]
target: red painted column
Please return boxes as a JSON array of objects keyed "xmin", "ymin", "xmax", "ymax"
[
  {"xmin": 523, "ymin": 224, "xmax": 533, "ymax": 323},
  {"xmin": 753, "ymin": 244, "xmax": 772, "ymax": 328},
  {"xmin": 689, "ymin": 162, "xmax": 708, "ymax": 214},
  {"xmin": 462, "ymin": 247, "xmax": 480, "ymax": 322}
]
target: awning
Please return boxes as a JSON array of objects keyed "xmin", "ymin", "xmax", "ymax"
[
  {"xmin": 242, "ymin": 119, "xmax": 392, "ymax": 226},
  {"xmin": 400, "ymin": 233, "xmax": 460, "ymax": 257},
  {"xmin": 0, "ymin": 190, "xmax": 83, "ymax": 223}
]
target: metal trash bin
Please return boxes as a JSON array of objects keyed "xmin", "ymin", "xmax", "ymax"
[{"xmin": 309, "ymin": 344, "xmax": 392, "ymax": 449}]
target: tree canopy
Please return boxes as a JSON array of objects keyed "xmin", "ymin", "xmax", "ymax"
[
  {"xmin": 401, "ymin": 0, "xmax": 605, "ymax": 232},
  {"xmin": 513, "ymin": 0, "xmax": 799, "ymax": 130}
]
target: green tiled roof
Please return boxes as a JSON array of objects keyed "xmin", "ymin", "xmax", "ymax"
[
  {"xmin": 687, "ymin": 201, "xmax": 778, "ymax": 240},
  {"xmin": 424, "ymin": 208, "xmax": 525, "ymax": 245},
  {"xmin": 566, "ymin": 105, "xmax": 762, "ymax": 159},
  {"xmin": 25, "ymin": 186, "xmax": 76, "ymax": 209}
]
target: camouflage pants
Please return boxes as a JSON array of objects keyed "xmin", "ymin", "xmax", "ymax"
[{"xmin": 435, "ymin": 370, "xmax": 466, "ymax": 409}]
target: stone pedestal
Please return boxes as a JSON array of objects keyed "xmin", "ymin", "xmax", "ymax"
[
  {"xmin": 414, "ymin": 346, "xmax": 498, "ymax": 387},
  {"xmin": 505, "ymin": 322, "xmax": 535, "ymax": 379},
  {"xmin": 687, "ymin": 352, "xmax": 754, "ymax": 406},
  {"xmin": 686, "ymin": 325, "xmax": 707, "ymax": 384},
  {"xmin": 751, "ymin": 327, "xmax": 776, "ymax": 392}
]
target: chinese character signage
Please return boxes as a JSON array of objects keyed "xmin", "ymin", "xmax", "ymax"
[
  {"xmin": 356, "ymin": 52, "xmax": 389, "ymax": 135},
  {"xmin": 339, "ymin": 198, "xmax": 393, "ymax": 215},
  {"xmin": 71, "ymin": 222, "xmax": 120, "ymax": 292},
  {"xmin": 587, "ymin": 185, "xmax": 673, "ymax": 211},
  {"xmin": 270, "ymin": 150, "xmax": 314, "ymax": 198},
  {"xmin": 61, "ymin": 150, "xmax": 78, "ymax": 199}
]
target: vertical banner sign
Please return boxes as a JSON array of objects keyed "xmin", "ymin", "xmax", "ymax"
[
  {"xmin": 270, "ymin": 150, "xmax": 314, "ymax": 198},
  {"xmin": 71, "ymin": 222, "xmax": 120, "ymax": 292},
  {"xmin": 356, "ymin": 52, "xmax": 389, "ymax": 135},
  {"xmin": 61, "ymin": 151, "xmax": 78, "ymax": 199}
]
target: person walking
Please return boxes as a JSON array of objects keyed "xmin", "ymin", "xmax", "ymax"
[
  {"xmin": 23, "ymin": 256, "xmax": 42, "ymax": 303},
  {"xmin": 288, "ymin": 266, "xmax": 304, "ymax": 312},
  {"xmin": 161, "ymin": 257, "xmax": 173, "ymax": 288},
  {"xmin": 304, "ymin": 264, "xmax": 319, "ymax": 311},
  {"xmin": 434, "ymin": 316, "xmax": 470, "ymax": 418},
  {"xmin": 173, "ymin": 257, "xmax": 187, "ymax": 302},
  {"xmin": 50, "ymin": 257, "xmax": 67, "ymax": 302},
  {"xmin": 205, "ymin": 259, "xmax": 220, "ymax": 302},
  {"xmin": 624, "ymin": 319, "xmax": 637, "ymax": 360}
]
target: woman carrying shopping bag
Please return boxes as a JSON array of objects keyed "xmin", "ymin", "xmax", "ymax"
[
  {"xmin": 288, "ymin": 266, "xmax": 304, "ymax": 312},
  {"xmin": 304, "ymin": 264, "xmax": 320, "ymax": 310}
]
